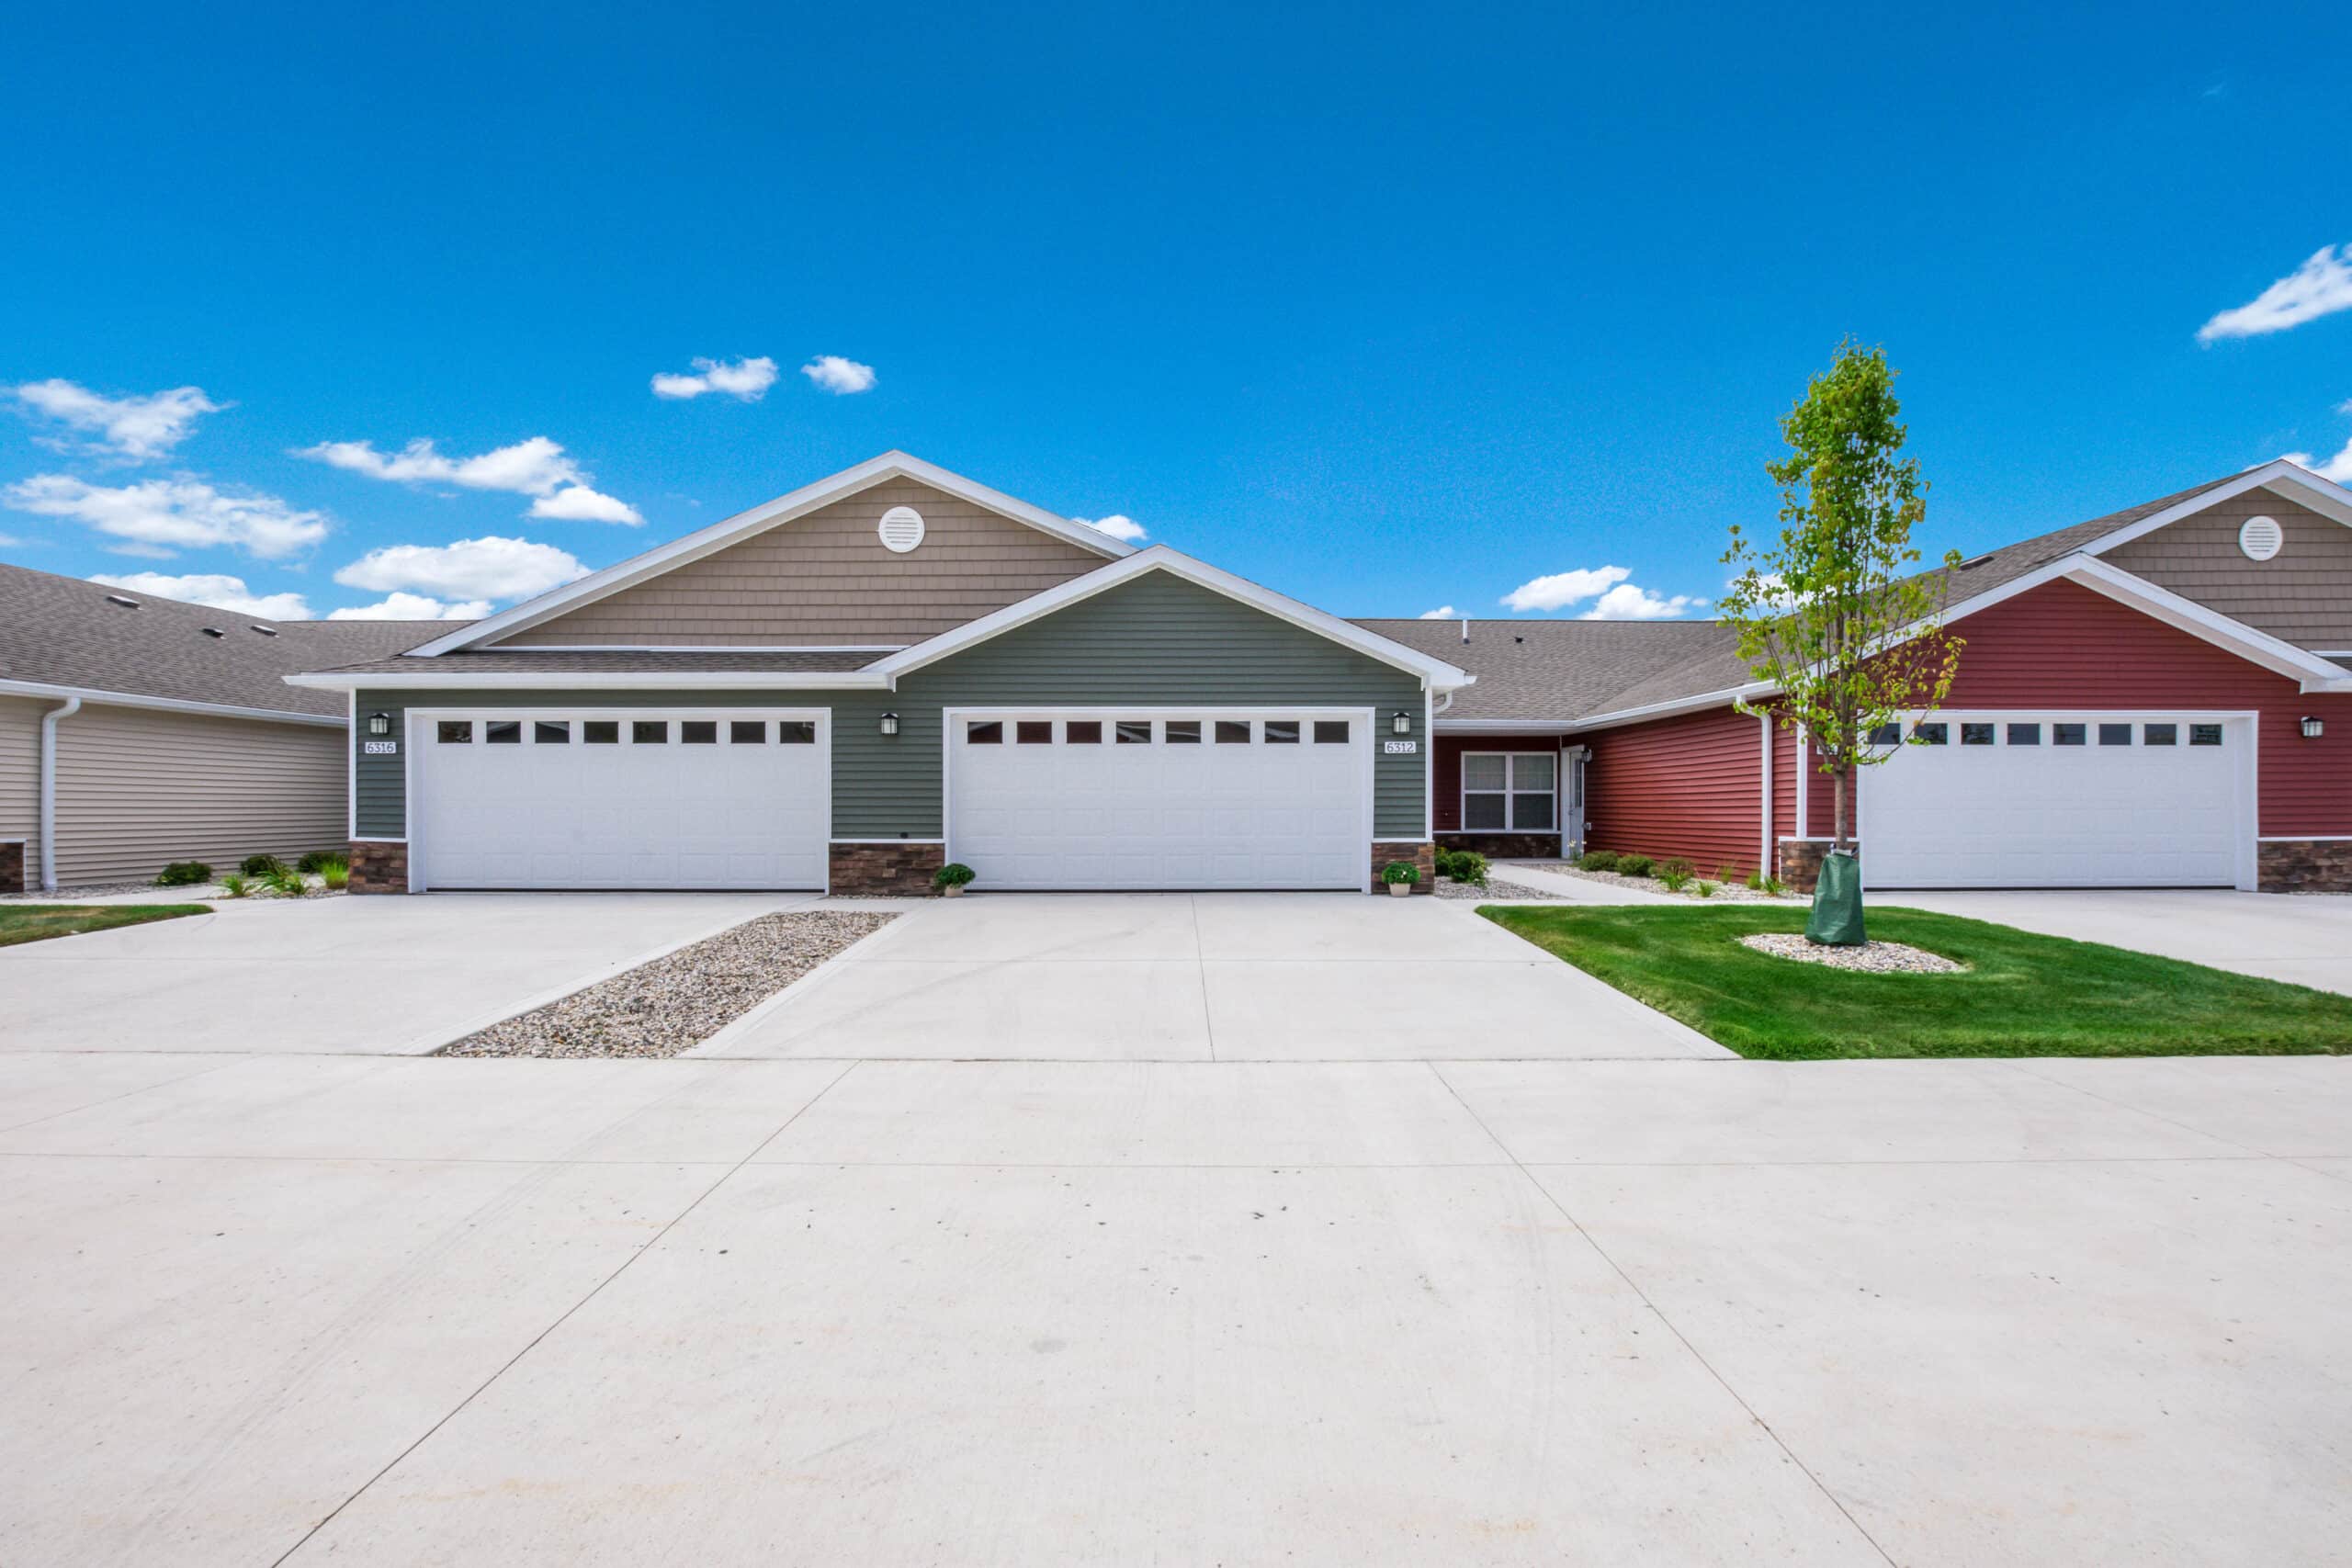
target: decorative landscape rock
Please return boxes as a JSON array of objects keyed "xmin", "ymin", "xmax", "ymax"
[
  {"xmin": 441, "ymin": 910, "xmax": 895, "ymax": 1058},
  {"xmin": 1739, "ymin": 932, "xmax": 1965, "ymax": 974},
  {"xmin": 1432, "ymin": 876, "xmax": 1575, "ymax": 902}
]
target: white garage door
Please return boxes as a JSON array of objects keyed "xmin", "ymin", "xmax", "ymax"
[
  {"xmin": 415, "ymin": 710, "xmax": 828, "ymax": 890},
  {"xmin": 1862, "ymin": 713, "xmax": 2251, "ymax": 889},
  {"xmin": 948, "ymin": 710, "xmax": 1372, "ymax": 890}
]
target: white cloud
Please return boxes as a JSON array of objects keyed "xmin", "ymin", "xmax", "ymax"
[
  {"xmin": 1579, "ymin": 583, "xmax": 1704, "ymax": 621},
  {"xmin": 528, "ymin": 485, "xmax": 643, "ymax": 525},
  {"xmin": 650, "ymin": 355, "xmax": 779, "ymax": 400},
  {"xmin": 327, "ymin": 592, "xmax": 492, "ymax": 621},
  {"xmin": 1074, "ymin": 513, "xmax": 1148, "ymax": 542},
  {"xmin": 1499, "ymin": 565, "xmax": 1631, "ymax": 613},
  {"xmin": 2279, "ymin": 398, "xmax": 2352, "ymax": 484},
  {"xmin": 800, "ymin": 355, "xmax": 876, "ymax": 394},
  {"xmin": 333, "ymin": 536, "xmax": 587, "ymax": 603},
  {"xmin": 299, "ymin": 434, "xmax": 584, "ymax": 495},
  {"xmin": 88, "ymin": 570, "xmax": 312, "ymax": 620},
  {"xmin": 1419, "ymin": 605, "xmax": 1458, "ymax": 619},
  {"xmin": 4, "ymin": 473, "xmax": 327, "ymax": 558},
  {"xmin": 2199, "ymin": 245, "xmax": 2352, "ymax": 341},
  {"xmin": 11, "ymin": 378, "xmax": 225, "ymax": 459}
]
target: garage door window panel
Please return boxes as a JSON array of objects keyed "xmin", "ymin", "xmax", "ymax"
[
  {"xmin": 1216, "ymin": 720, "xmax": 1250, "ymax": 744},
  {"xmin": 967, "ymin": 720, "xmax": 1003, "ymax": 745},
  {"xmin": 2007, "ymin": 723, "xmax": 2041, "ymax": 745},
  {"xmin": 2099, "ymin": 724, "xmax": 2132, "ymax": 746},
  {"xmin": 1116, "ymin": 721, "xmax": 1152, "ymax": 745},
  {"xmin": 682, "ymin": 721, "xmax": 718, "ymax": 745},
  {"xmin": 486, "ymin": 721, "xmax": 521, "ymax": 745},
  {"xmin": 1067, "ymin": 721, "xmax": 1102, "ymax": 744},
  {"xmin": 438, "ymin": 721, "xmax": 472, "ymax": 744},
  {"xmin": 730, "ymin": 720, "xmax": 765, "ymax": 743},
  {"xmin": 777, "ymin": 721, "xmax": 816, "ymax": 744},
  {"xmin": 1314, "ymin": 720, "xmax": 1350, "ymax": 743},
  {"xmin": 1265, "ymin": 721, "xmax": 1300, "ymax": 744},
  {"xmin": 2055, "ymin": 724, "xmax": 2086, "ymax": 746},
  {"xmin": 633, "ymin": 721, "xmax": 667, "ymax": 745},
  {"xmin": 2145, "ymin": 723, "xmax": 2177, "ymax": 746},
  {"xmin": 1016, "ymin": 721, "xmax": 1053, "ymax": 744},
  {"xmin": 583, "ymin": 721, "xmax": 618, "ymax": 745},
  {"xmin": 2191, "ymin": 724, "xmax": 2223, "ymax": 747},
  {"xmin": 1166, "ymin": 720, "xmax": 1202, "ymax": 744},
  {"xmin": 535, "ymin": 721, "xmax": 570, "ymax": 744}
]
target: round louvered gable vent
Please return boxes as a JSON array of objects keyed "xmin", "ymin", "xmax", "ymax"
[
  {"xmin": 877, "ymin": 505, "xmax": 926, "ymax": 553},
  {"xmin": 2239, "ymin": 515, "xmax": 2283, "ymax": 561}
]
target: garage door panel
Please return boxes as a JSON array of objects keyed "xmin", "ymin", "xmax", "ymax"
[
  {"xmin": 418, "ymin": 711, "xmax": 827, "ymax": 891},
  {"xmin": 1865, "ymin": 712, "xmax": 2245, "ymax": 889},
  {"xmin": 951, "ymin": 711, "xmax": 1368, "ymax": 890}
]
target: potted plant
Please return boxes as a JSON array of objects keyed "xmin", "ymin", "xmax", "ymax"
[
  {"xmin": 1380, "ymin": 860, "xmax": 1419, "ymax": 897},
  {"xmin": 933, "ymin": 863, "xmax": 976, "ymax": 898}
]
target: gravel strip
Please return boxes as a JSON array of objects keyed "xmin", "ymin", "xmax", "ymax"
[
  {"xmin": 1433, "ymin": 876, "xmax": 1577, "ymax": 902},
  {"xmin": 1518, "ymin": 861, "xmax": 1799, "ymax": 902},
  {"xmin": 440, "ymin": 910, "xmax": 896, "ymax": 1058},
  {"xmin": 1739, "ymin": 932, "xmax": 1966, "ymax": 973}
]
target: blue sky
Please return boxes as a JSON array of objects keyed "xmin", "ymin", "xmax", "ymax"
[{"xmin": 4, "ymin": 1, "xmax": 2349, "ymax": 624}]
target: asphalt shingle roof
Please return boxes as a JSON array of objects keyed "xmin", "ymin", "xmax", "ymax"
[{"xmin": 0, "ymin": 560, "xmax": 458, "ymax": 718}]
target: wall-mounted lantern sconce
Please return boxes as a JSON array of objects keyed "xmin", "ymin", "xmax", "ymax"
[
  {"xmin": 1391, "ymin": 710, "xmax": 1411, "ymax": 735},
  {"xmin": 2301, "ymin": 716, "xmax": 2324, "ymax": 740},
  {"xmin": 366, "ymin": 711, "xmax": 392, "ymax": 737},
  {"xmin": 879, "ymin": 711, "xmax": 900, "ymax": 737}
]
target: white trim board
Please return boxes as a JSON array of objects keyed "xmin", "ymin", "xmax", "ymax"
[
  {"xmin": 288, "ymin": 671, "xmax": 889, "ymax": 693},
  {"xmin": 404, "ymin": 452, "xmax": 1137, "ymax": 658},
  {"xmin": 0, "ymin": 676, "xmax": 345, "ymax": 728},
  {"xmin": 869, "ymin": 547, "xmax": 1476, "ymax": 692},
  {"xmin": 2076, "ymin": 459, "xmax": 2352, "ymax": 556}
]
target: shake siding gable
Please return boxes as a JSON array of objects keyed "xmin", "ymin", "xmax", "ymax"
[
  {"xmin": 492, "ymin": 479, "xmax": 1108, "ymax": 649},
  {"xmin": 1580, "ymin": 704, "xmax": 1760, "ymax": 877},
  {"xmin": 2099, "ymin": 492, "xmax": 2352, "ymax": 649}
]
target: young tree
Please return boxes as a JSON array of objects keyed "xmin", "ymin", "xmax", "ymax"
[{"xmin": 1719, "ymin": 343, "xmax": 1964, "ymax": 922}]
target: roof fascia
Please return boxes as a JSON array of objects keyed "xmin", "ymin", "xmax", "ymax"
[
  {"xmin": 867, "ymin": 547, "xmax": 1477, "ymax": 690},
  {"xmin": 283, "ymin": 671, "xmax": 893, "ymax": 693},
  {"xmin": 0, "ymin": 676, "xmax": 345, "ymax": 727},
  {"xmin": 403, "ymin": 452, "xmax": 1136, "ymax": 658}
]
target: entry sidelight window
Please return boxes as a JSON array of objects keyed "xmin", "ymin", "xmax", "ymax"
[{"xmin": 1464, "ymin": 751, "xmax": 1555, "ymax": 832}]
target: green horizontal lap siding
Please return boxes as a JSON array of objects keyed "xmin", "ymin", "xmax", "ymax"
[
  {"xmin": 867, "ymin": 571, "xmax": 1427, "ymax": 839},
  {"xmin": 353, "ymin": 572, "xmax": 1430, "ymax": 841}
]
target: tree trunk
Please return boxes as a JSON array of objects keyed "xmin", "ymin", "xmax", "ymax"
[{"xmin": 1833, "ymin": 767, "xmax": 1850, "ymax": 851}]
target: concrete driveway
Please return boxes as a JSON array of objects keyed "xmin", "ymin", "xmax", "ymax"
[
  {"xmin": 1887, "ymin": 888, "xmax": 2352, "ymax": 995},
  {"xmin": 5, "ymin": 1048, "xmax": 2349, "ymax": 1566},
  {"xmin": 697, "ymin": 891, "xmax": 1722, "ymax": 1060},
  {"xmin": 0, "ymin": 892, "xmax": 813, "ymax": 1053}
]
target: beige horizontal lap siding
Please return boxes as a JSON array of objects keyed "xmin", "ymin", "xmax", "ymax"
[
  {"xmin": 2102, "ymin": 493, "xmax": 2352, "ymax": 648},
  {"xmin": 52, "ymin": 703, "xmax": 345, "ymax": 886},
  {"xmin": 493, "ymin": 479, "xmax": 1109, "ymax": 648},
  {"xmin": 0, "ymin": 696, "xmax": 40, "ymax": 852}
]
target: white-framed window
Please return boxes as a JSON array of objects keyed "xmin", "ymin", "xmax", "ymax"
[{"xmin": 1463, "ymin": 751, "xmax": 1556, "ymax": 831}]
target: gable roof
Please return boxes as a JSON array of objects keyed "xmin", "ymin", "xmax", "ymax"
[
  {"xmin": 869, "ymin": 546, "xmax": 1476, "ymax": 690},
  {"xmin": 0, "ymin": 559, "xmax": 457, "ymax": 720},
  {"xmin": 406, "ymin": 452, "xmax": 1136, "ymax": 658},
  {"xmin": 1353, "ymin": 618, "xmax": 1739, "ymax": 725}
]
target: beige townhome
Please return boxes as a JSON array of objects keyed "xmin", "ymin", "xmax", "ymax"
[{"xmin": 0, "ymin": 562, "xmax": 450, "ymax": 891}]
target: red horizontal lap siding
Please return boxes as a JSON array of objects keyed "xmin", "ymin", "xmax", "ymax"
[
  {"xmin": 1582, "ymin": 705, "xmax": 1763, "ymax": 877},
  {"xmin": 1934, "ymin": 577, "xmax": 2352, "ymax": 836},
  {"xmin": 1430, "ymin": 734, "xmax": 1564, "ymax": 832}
]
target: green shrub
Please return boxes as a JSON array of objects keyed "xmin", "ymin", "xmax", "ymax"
[
  {"xmin": 240, "ymin": 854, "xmax": 288, "ymax": 878},
  {"xmin": 1437, "ymin": 848, "xmax": 1489, "ymax": 887},
  {"xmin": 220, "ymin": 872, "xmax": 252, "ymax": 898},
  {"xmin": 1380, "ymin": 860, "xmax": 1419, "ymax": 886},
  {"xmin": 933, "ymin": 862, "xmax": 976, "ymax": 889},
  {"xmin": 1577, "ymin": 850, "xmax": 1621, "ymax": 873},
  {"xmin": 154, "ymin": 861, "xmax": 212, "ymax": 887},
  {"xmin": 1743, "ymin": 865, "xmax": 1765, "ymax": 890},
  {"xmin": 295, "ymin": 850, "xmax": 345, "ymax": 874},
  {"xmin": 261, "ymin": 863, "xmax": 308, "ymax": 897},
  {"xmin": 1692, "ymin": 880, "xmax": 1717, "ymax": 898},
  {"xmin": 1658, "ymin": 857, "xmax": 1695, "ymax": 891},
  {"xmin": 319, "ymin": 856, "xmax": 349, "ymax": 891},
  {"xmin": 1615, "ymin": 853, "xmax": 1657, "ymax": 878}
]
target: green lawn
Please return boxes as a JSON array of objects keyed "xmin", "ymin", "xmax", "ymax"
[
  {"xmin": 0, "ymin": 903, "xmax": 209, "ymax": 948},
  {"xmin": 1480, "ymin": 904, "xmax": 2352, "ymax": 1059}
]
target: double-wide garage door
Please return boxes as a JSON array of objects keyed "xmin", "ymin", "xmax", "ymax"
[
  {"xmin": 1863, "ymin": 712, "xmax": 2251, "ymax": 888},
  {"xmin": 949, "ymin": 709, "xmax": 1373, "ymax": 890},
  {"xmin": 415, "ymin": 710, "xmax": 828, "ymax": 890}
]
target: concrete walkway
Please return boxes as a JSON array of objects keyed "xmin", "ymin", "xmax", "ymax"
[{"xmin": 4, "ymin": 1049, "xmax": 2348, "ymax": 1566}]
